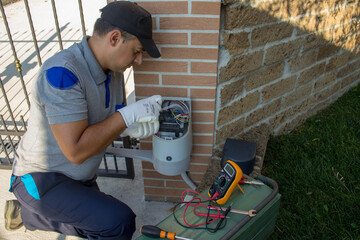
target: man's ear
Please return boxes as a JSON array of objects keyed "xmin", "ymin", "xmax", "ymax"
[{"xmin": 109, "ymin": 30, "xmax": 122, "ymax": 47}]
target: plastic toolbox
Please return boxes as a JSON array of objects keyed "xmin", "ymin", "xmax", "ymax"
[{"xmin": 137, "ymin": 175, "xmax": 281, "ymax": 240}]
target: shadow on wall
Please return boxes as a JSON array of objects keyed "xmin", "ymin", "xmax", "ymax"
[{"xmin": 211, "ymin": 0, "xmax": 360, "ymax": 176}]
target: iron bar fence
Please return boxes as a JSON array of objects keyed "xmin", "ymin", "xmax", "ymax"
[
  {"xmin": 0, "ymin": 0, "xmax": 30, "ymax": 109},
  {"xmin": 50, "ymin": 0, "xmax": 63, "ymax": 50},
  {"xmin": 23, "ymin": 0, "xmax": 42, "ymax": 66},
  {"xmin": 78, "ymin": 0, "xmax": 86, "ymax": 36}
]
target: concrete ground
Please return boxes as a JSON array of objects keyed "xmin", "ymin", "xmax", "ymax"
[
  {"xmin": 0, "ymin": 160, "xmax": 175, "ymax": 240},
  {"xmin": 0, "ymin": 0, "xmax": 174, "ymax": 239}
]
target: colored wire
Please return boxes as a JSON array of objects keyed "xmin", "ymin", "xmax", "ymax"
[
  {"xmin": 162, "ymin": 100, "xmax": 190, "ymax": 124},
  {"xmin": 171, "ymin": 108, "xmax": 189, "ymax": 123},
  {"xmin": 172, "ymin": 190, "xmax": 228, "ymax": 232},
  {"xmin": 162, "ymin": 100, "xmax": 190, "ymax": 114}
]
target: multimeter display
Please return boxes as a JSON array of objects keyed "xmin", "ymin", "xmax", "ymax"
[
  {"xmin": 224, "ymin": 164, "xmax": 235, "ymax": 177},
  {"xmin": 208, "ymin": 160, "xmax": 243, "ymax": 205}
]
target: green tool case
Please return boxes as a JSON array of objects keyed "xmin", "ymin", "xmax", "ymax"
[{"xmin": 137, "ymin": 175, "xmax": 281, "ymax": 240}]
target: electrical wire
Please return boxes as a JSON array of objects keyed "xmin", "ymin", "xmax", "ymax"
[
  {"xmin": 162, "ymin": 100, "xmax": 190, "ymax": 124},
  {"xmin": 172, "ymin": 190, "xmax": 229, "ymax": 233},
  {"xmin": 171, "ymin": 108, "xmax": 189, "ymax": 123}
]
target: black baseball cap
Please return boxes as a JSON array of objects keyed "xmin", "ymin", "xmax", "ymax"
[{"xmin": 100, "ymin": 1, "xmax": 160, "ymax": 58}]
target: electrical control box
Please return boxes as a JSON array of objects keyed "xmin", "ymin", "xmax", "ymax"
[{"xmin": 152, "ymin": 97, "xmax": 192, "ymax": 176}]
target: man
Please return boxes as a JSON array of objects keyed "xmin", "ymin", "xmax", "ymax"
[{"xmin": 5, "ymin": 1, "xmax": 161, "ymax": 239}]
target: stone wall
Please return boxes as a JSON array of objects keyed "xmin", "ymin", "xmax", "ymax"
[{"xmin": 214, "ymin": 0, "xmax": 360, "ymax": 175}]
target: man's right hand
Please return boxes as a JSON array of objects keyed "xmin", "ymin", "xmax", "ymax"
[
  {"xmin": 121, "ymin": 120, "xmax": 159, "ymax": 139},
  {"xmin": 118, "ymin": 95, "xmax": 162, "ymax": 127}
]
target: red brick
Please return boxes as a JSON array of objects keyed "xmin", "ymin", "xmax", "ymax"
[
  {"xmin": 166, "ymin": 180, "xmax": 192, "ymax": 188},
  {"xmin": 140, "ymin": 137, "xmax": 152, "ymax": 146},
  {"xmin": 153, "ymin": 32, "xmax": 188, "ymax": 45},
  {"xmin": 191, "ymin": 33, "xmax": 220, "ymax": 46},
  {"xmin": 190, "ymin": 155, "xmax": 211, "ymax": 164},
  {"xmin": 163, "ymin": 75, "xmax": 216, "ymax": 87},
  {"xmin": 188, "ymin": 164, "xmax": 209, "ymax": 173},
  {"xmin": 191, "ymin": 112, "xmax": 215, "ymax": 123},
  {"xmin": 142, "ymin": 161, "xmax": 154, "ymax": 170},
  {"xmin": 192, "ymin": 145, "xmax": 213, "ymax": 154},
  {"xmin": 152, "ymin": 17, "xmax": 157, "ymax": 30},
  {"xmin": 166, "ymin": 196, "xmax": 182, "ymax": 202},
  {"xmin": 134, "ymin": 60, "xmax": 188, "ymax": 72},
  {"xmin": 161, "ymin": 47, "xmax": 218, "ymax": 60},
  {"xmin": 190, "ymin": 88, "xmax": 216, "ymax": 99},
  {"xmin": 142, "ymin": 52, "xmax": 151, "ymax": 59},
  {"xmin": 191, "ymin": 100, "xmax": 215, "ymax": 111},
  {"xmin": 144, "ymin": 179, "xmax": 165, "ymax": 187},
  {"xmin": 193, "ymin": 135, "xmax": 213, "ymax": 145},
  {"xmin": 134, "ymin": 73, "xmax": 159, "ymax": 85},
  {"xmin": 143, "ymin": 170, "xmax": 182, "ymax": 180},
  {"xmin": 192, "ymin": 123, "xmax": 215, "ymax": 134},
  {"xmin": 160, "ymin": 17, "xmax": 220, "ymax": 30},
  {"xmin": 191, "ymin": 2, "xmax": 221, "ymax": 15},
  {"xmin": 138, "ymin": 1, "xmax": 188, "ymax": 14},
  {"xmin": 135, "ymin": 86, "xmax": 188, "ymax": 97},
  {"xmin": 188, "ymin": 172, "xmax": 205, "ymax": 181},
  {"xmin": 140, "ymin": 142, "xmax": 152, "ymax": 150},
  {"xmin": 191, "ymin": 62, "xmax": 218, "ymax": 73}
]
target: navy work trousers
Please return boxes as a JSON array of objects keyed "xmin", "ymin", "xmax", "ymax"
[{"xmin": 10, "ymin": 172, "xmax": 136, "ymax": 240}]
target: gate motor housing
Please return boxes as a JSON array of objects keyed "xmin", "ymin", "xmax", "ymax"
[
  {"xmin": 152, "ymin": 97, "xmax": 192, "ymax": 176},
  {"xmin": 106, "ymin": 97, "xmax": 192, "ymax": 177}
]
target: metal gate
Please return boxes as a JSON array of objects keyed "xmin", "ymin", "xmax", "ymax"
[{"xmin": 0, "ymin": 0, "xmax": 135, "ymax": 178}]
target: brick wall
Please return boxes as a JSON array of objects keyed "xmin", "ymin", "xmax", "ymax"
[
  {"xmin": 133, "ymin": 0, "xmax": 221, "ymax": 202},
  {"xmin": 215, "ymin": 0, "xmax": 360, "ymax": 175}
]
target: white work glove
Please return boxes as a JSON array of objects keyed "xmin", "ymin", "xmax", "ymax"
[
  {"xmin": 118, "ymin": 95, "xmax": 162, "ymax": 127},
  {"xmin": 121, "ymin": 121, "xmax": 159, "ymax": 139}
]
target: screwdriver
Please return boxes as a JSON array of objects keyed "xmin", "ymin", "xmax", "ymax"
[
  {"xmin": 239, "ymin": 180, "xmax": 265, "ymax": 186},
  {"xmin": 140, "ymin": 225, "xmax": 192, "ymax": 240}
]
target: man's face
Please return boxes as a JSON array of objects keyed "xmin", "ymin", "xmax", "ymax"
[{"xmin": 110, "ymin": 36, "xmax": 144, "ymax": 72}]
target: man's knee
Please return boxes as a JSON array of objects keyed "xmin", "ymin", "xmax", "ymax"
[
  {"xmin": 117, "ymin": 210, "xmax": 136, "ymax": 239},
  {"xmin": 99, "ymin": 204, "xmax": 136, "ymax": 239}
]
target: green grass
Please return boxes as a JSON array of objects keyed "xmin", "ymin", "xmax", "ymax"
[{"xmin": 263, "ymin": 83, "xmax": 360, "ymax": 240}]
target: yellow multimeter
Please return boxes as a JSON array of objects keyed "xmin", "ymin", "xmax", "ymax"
[{"xmin": 208, "ymin": 160, "xmax": 244, "ymax": 205}]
